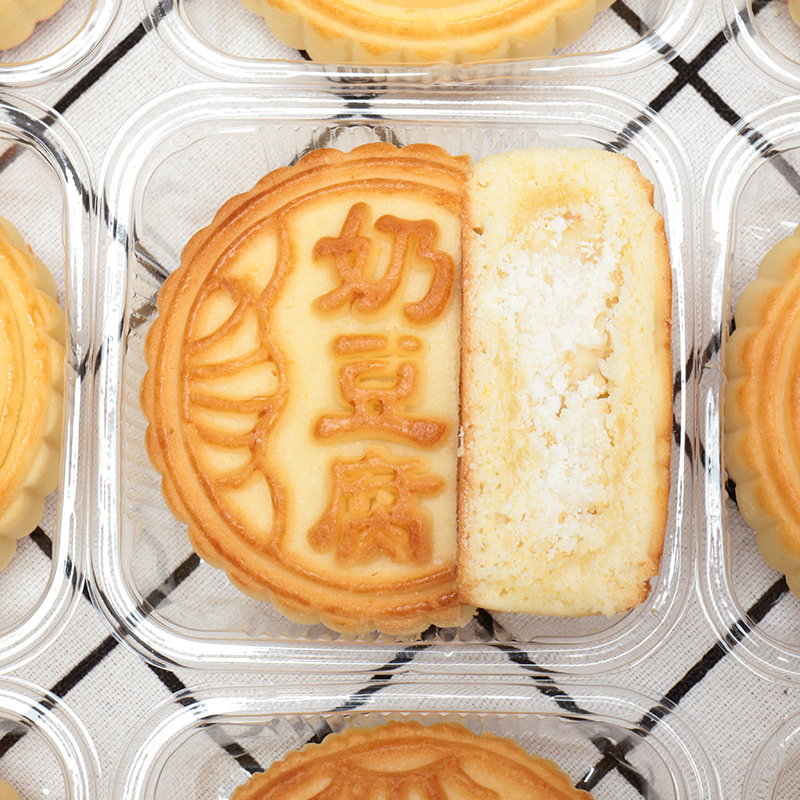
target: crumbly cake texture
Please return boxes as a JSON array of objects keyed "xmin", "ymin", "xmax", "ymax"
[
  {"xmin": 0, "ymin": 780, "xmax": 21, "ymax": 800},
  {"xmin": 458, "ymin": 147, "xmax": 672, "ymax": 617},
  {"xmin": 725, "ymin": 224, "xmax": 800, "ymax": 598},
  {"xmin": 230, "ymin": 721, "xmax": 595, "ymax": 800},
  {"xmin": 0, "ymin": 218, "xmax": 65, "ymax": 572},
  {"xmin": 235, "ymin": 0, "xmax": 615, "ymax": 64},
  {"xmin": 0, "ymin": 0, "xmax": 67, "ymax": 49},
  {"xmin": 142, "ymin": 143, "xmax": 472, "ymax": 636}
]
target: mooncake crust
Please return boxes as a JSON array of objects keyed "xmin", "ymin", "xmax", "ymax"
[
  {"xmin": 0, "ymin": 0, "xmax": 67, "ymax": 49},
  {"xmin": 725, "ymin": 224, "xmax": 800, "ymax": 597},
  {"xmin": 236, "ymin": 0, "xmax": 615, "ymax": 64},
  {"xmin": 141, "ymin": 143, "xmax": 472, "ymax": 635},
  {"xmin": 0, "ymin": 779, "xmax": 21, "ymax": 800},
  {"xmin": 0, "ymin": 218, "xmax": 65, "ymax": 571},
  {"xmin": 230, "ymin": 721, "xmax": 595, "ymax": 800}
]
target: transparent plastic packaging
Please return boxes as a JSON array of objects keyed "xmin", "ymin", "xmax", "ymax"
[
  {"xmin": 0, "ymin": 91, "xmax": 93, "ymax": 672},
  {"xmin": 0, "ymin": 0, "xmax": 123, "ymax": 88},
  {"xmin": 0, "ymin": 677, "xmax": 99, "ymax": 799},
  {"xmin": 720, "ymin": 0, "xmax": 800, "ymax": 90},
  {"xmin": 140, "ymin": 0, "xmax": 700, "ymax": 83},
  {"xmin": 702, "ymin": 95, "xmax": 800, "ymax": 683},
  {"xmin": 95, "ymin": 81, "xmax": 695, "ymax": 674},
  {"xmin": 744, "ymin": 711, "xmax": 800, "ymax": 800},
  {"xmin": 111, "ymin": 679, "xmax": 721, "ymax": 800}
]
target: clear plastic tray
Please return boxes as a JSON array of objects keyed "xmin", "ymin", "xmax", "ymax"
[
  {"xmin": 0, "ymin": 0, "xmax": 123, "ymax": 88},
  {"xmin": 744, "ymin": 711, "xmax": 800, "ymax": 800},
  {"xmin": 720, "ymin": 0, "xmax": 800, "ymax": 90},
  {"xmin": 141, "ymin": 0, "xmax": 700, "ymax": 83},
  {"xmin": 702, "ymin": 95, "xmax": 800, "ymax": 683},
  {"xmin": 0, "ymin": 92, "xmax": 93, "ymax": 672},
  {"xmin": 0, "ymin": 677, "xmax": 99, "ymax": 799},
  {"xmin": 95, "ymin": 81, "xmax": 695, "ymax": 674},
  {"xmin": 111, "ymin": 679, "xmax": 721, "ymax": 800}
]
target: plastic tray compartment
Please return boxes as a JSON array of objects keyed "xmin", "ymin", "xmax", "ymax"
[
  {"xmin": 744, "ymin": 711, "xmax": 800, "ymax": 800},
  {"xmin": 95, "ymin": 81, "xmax": 695, "ymax": 674},
  {"xmin": 720, "ymin": 0, "xmax": 800, "ymax": 90},
  {"xmin": 702, "ymin": 95, "xmax": 800, "ymax": 683},
  {"xmin": 0, "ymin": 92, "xmax": 93, "ymax": 672},
  {"xmin": 111, "ymin": 679, "xmax": 720, "ymax": 800},
  {"xmin": 0, "ymin": 677, "xmax": 99, "ymax": 800},
  {"xmin": 0, "ymin": 0, "xmax": 123, "ymax": 88},
  {"xmin": 140, "ymin": 0, "xmax": 700, "ymax": 83}
]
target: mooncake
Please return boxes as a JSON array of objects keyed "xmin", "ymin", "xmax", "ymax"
[
  {"xmin": 141, "ymin": 143, "xmax": 471, "ymax": 635},
  {"xmin": 0, "ymin": 217, "xmax": 65, "ymax": 571},
  {"xmin": 0, "ymin": 0, "xmax": 67, "ymax": 49},
  {"xmin": 230, "ymin": 721, "xmax": 594, "ymax": 800},
  {"xmin": 725, "ymin": 224, "xmax": 800, "ymax": 597},
  {"xmin": 790, "ymin": 0, "xmax": 800, "ymax": 27},
  {"xmin": 0, "ymin": 780, "xmax": 20, "ymax": 800},
  {"xmin": 458, "ymin": 147, "xmax": 672, "ymax": 617},
  {"xmin": 235, "ymin": 0, "xmax": 615, "ymax": 64}
]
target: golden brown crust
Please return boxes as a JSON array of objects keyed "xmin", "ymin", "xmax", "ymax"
[
  {"xmin": 236, "ymin": 0, "xmax": 615, "ymax": 64},
  {"xmin": 141, "ymin": 143, "xmax": 472, "ymax": 635},
  {"xmin": 231, "ymin": 721, "xmax": 595, "ymax": 800},
  {"xmin": 0, "ymin": 218, "xmax": 65, "ymax": 572},
  {"xmin": 0, "ymin": 0, "xmax": 67, "ymax": 49},
  {"xmin": 725, "ymin": 224, "xmax": 800, "ymax": 596}
]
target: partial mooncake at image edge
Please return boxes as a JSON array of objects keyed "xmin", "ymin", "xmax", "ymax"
[
  {"xmin": 0, "ymin": 0, "xmax": 68, "ymax": 49},
  {"xmin": 789, "ymin": 0, "xmax": 800, "ymax": 28},
  {"xmin": 230, "ymin": 721, "xmax": 595, "ymax": 800},
  {"xmin": 458, "ymin": 147, "xmax": 673, "ymax": 617},
  {"xmin": 0, "ymin": 780, "xmax": 21, "ymax": 800},
  {"xmin": 234, "ymin": 0, "xmax": 615, "ymax": 64},
  {"xmin": 0, "ymin": 217, "xmax": 65, "ymax": 572},
  {"xmin": 141, "ymin": 142, "xmax": 472, "ymax": 636},
  {"xmin": 725, "ymin": 223, "xmax": 800, "ymax": 598}
]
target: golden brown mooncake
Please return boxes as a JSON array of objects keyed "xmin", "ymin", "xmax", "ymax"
[
  {"xmin": 790, "ymin": 0, "xmax": 800, "ymax": 28},
  {"xmin": 458, "ymin": 147, "xmax": 672, "ymax": 617},
  {"xmin": 725, "ymin": 224, "xmax": 800, "ymax": 598},
  {"xmin": 0, "ymin": 0, "xmax": 68, "ymax": 49},
  {"xmin": 141, "ymin": 142, "xmax": 472, "ymax": 635},
  {"xmin": 0, "ymin": 780, "xmax": 21, "ymax": 800},
  {"xmin": 230, "ymin": 721, "xmax": 595, "ymax": 800},
  {"xmin": 0, "ymin": 218, "xmax": 65, "ymax": 572},
  {"xmin": 235, "ymin": 0, "xmax": 615, "ymax": 64}
]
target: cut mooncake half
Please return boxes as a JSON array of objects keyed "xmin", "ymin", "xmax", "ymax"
[
  {"xmin": 725, "ymin": 224, "xmax": 800, "ymax": 598},
  {"xmin": 141, "ymin": 143, "xmax": 472, "ymax": 635},
  {"xmin": 0, "ymin": 0, "xmax": 68, "ymax": 49},
  {"xmin": 235, "ymin": 0, "xmax": 615, "ymax": 64},
  {"xmin": 230, "ymin": 721, "xmax": 595, "ymax": 800},
  {"xmin": 0, "ymin": 218, "xmax": 65, "ymax": 571},
  {"xmin": 457, "ymin": 147, "xmax": 672, "ymax": 617}
]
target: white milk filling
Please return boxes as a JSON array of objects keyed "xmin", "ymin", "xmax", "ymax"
[{"xmin": 485, "ymin": 206, "xmax": 624, "ymax": 558}]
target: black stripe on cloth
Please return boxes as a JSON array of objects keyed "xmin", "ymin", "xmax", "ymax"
[
  {"xmin": 574, "ymin": 576, "xmax": 789, "ymax": 793},
  {"xmin": 0, "ymin": 22, "xmax": 147, "ymax": 180},
  {"xmin": 52, "ymin": 23, "xmax": 148, "ymax": 118}
]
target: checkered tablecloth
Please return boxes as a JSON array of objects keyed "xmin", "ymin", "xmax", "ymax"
[{"xmin": 3, "ymin": 0, "xmax": 800, "ymax": 797}]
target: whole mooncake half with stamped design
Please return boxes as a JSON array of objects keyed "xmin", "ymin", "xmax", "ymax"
[
  {"xmin": 725, "ymin": 223, "xmax": 800, "ymax": 598},
  {"xmin": 141, "ymin": 142, "xmax": 472, "ymax": 636},
  {"xmin": 0, "ymin": 217, "xmax": 65, "ymax": 572},
  {"xmin": 230, "ymin": 721, "xmax": 595, "ymax": 800},
  {"xmin": 234, "ymin": 0, "xmax": 615, "ymax": 64}
]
